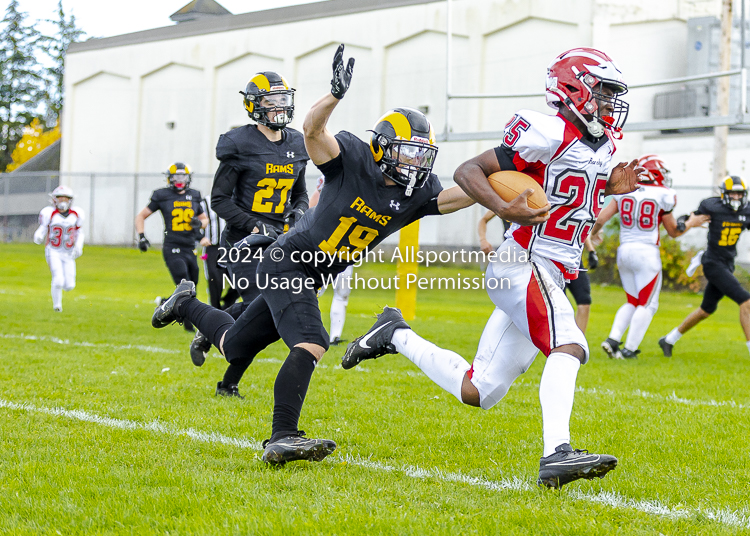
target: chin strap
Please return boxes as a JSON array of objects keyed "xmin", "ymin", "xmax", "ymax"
[{"xmin": 565, "ymin": 98, "xmax": 604, "ymax": 138}]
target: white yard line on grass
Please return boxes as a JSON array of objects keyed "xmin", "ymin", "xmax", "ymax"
[
  {"xmin": 0, "ymin": 398, "xmax": 747, "ymax": 530},
  {"xmin": 0, "ymin": 333, "xmax": 180, "ymax": 355}
]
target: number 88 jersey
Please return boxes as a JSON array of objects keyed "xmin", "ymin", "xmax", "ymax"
[
  {"xmin": 616, "ymin": 184, "xmax": 676, "ymax": 246},
  {"xmin": 500, "ymin": 109, "xmax": 615, "ymax": 271}
]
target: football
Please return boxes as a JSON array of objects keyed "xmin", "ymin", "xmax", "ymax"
[{"xmin": 487, "ymin": 170, "xmax": 549, "ymax": 211}]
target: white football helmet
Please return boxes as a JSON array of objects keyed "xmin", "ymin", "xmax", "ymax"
[{"xmin": 51, "ymin": 185, "xmax": 74, "ymax": 212}]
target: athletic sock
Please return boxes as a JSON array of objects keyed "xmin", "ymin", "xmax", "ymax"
[
  {"xmin": 51, "ymin": 285, "xmax": 63, "ymax": 310},
  {"xmin": 539, "ymin": 352, "xmax": 580, "ymax": 457},
  {"xmin": 270, "ymin": 347, "xmax": 317, "ymax": 441},
  {"xmin": 392, "ymin": 328, "xmax": 470, "ymax": 403},
  {"xmin": 665, "ymin": 327, "xmax": 682, "ymax": 345},
  {"xmin": 609, "ymin": 303, "xmax": 635, "ymax": 342},
  {"xmin": 329, "ymin": 295, "xmax": 347, "ymax": 341},
  {"xmin": 222, "ymin": 358, "xmax": 253, "ymax": 387},
  {"xmin": 624, "ymin": 306, "xmax": 655, "ymax": 351},
  {"xmin": 745, "ymin": 341, "xmax": 750, "ymax": 355},
  {"xmin": 178, "ymin": 298, "xmax": 234, "ymax": 347}
]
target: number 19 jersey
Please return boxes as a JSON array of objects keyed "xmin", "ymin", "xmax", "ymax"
[
  {"xmin": 499, "ymin": 110, "xmax": 615, "ymax": 271},
  {"xmin": 615, "ymin": 184, "xmax": 676, "ymax": 246}
]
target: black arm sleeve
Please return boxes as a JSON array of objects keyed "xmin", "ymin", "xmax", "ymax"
[
  {"xmin": 210, "ymin": 162, "xmax": 256, "ymax": 234},
  {"xmin": 493, "ymin": 145, "xmax": 519, "ymax": 171},
  {"xmin": 289, "ymin": 166, "xmax": 309, "ymax": 212}
]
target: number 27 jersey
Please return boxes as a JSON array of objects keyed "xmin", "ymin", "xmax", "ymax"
[{"xmin": 500, "ymin": 110, "xmax": 615, "ymax": 270}]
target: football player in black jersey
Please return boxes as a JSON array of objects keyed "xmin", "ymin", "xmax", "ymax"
[
  {"xmin": 660, "ymin": 176, "xmax": 750, "ymax": 357},
  {"xmin": 151, "ymin": 44, "xmax": 477, "ymax": 465},
  {"xmin": 189, "ymin": 72, "xmax": 310, "ymax": 388},
  {"xmin": 135, "ymin": 162, "xmax": 207, "ymax": 331}
]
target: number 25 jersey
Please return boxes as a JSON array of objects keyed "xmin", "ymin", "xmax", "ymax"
[
  {"xmin": 147, "ymin": 187, "xmax": 204, "ymax": 248},
  {"xmin": 499, "ymin": 110, "xmax": 615, "ymax": 270}
]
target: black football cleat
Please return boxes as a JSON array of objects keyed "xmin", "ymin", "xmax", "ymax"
[
  {"xmin": 329, "ymin": 336, "xmax": 346, "ymax": 346},
  {"xmin": 151, "ymin": 279, "xmax": 195, "ymax": 329},
  {"xmin": 261, "ymin": 431, "xmax": 337, "ymax": 465},
  {"xmin": 658, "ymin": 336, "xmax": 673, "ymax": 357},
  {"xmin": 342, "ymin": 306, "xmax": 410, "ymax": 370},
  {"xmin": 620, "ymin": 348, "xmax": 640, "ymax": 359},
  {"xmin": 601, "ymin": 338, "xmax": 622, "ymax": 359},
  {"xmin": 215, "ymin": 381, "xmax": 244, "ymax": 399},
  {"xmin": 190, "ymin": 331, "xmax": 211, "ymax": 367},
  {"xmin": 538, "ymin": 443, "xmax": 618, "ymax": 489}
]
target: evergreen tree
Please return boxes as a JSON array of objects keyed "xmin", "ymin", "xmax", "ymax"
[
  {"xmin": 44, "ymin": 0, "xmax": 85, "ymax": 127},
  {"xmin": 0, "ymin": 0, "xmax": 47, "ymax": 171}
]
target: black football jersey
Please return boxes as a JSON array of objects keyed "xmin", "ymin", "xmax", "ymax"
[
  {"xmin": 276, "ymin": 131, "xmax": 443, "ymax": 276},
  {"xmin": 694, "ymin": 196, "xmax": 750, "ymax": 264},
  {"xmin": 212, "ymin": 125, "xmax": 309, "ymax": 244},
  {"xmin": 147, "ymin": 187, "xmax": 204, "ymax": 247}
]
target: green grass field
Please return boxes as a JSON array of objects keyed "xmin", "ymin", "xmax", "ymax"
[{"xmin": 1, "ymin": 242, "xmax": 748, "ymax": 535}]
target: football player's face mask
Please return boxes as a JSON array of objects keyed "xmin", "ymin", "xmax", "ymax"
[
  {"xmin": 54, "ymin": 196, "xmax": 72, "ymax": 212},
  {"xmin": 370, "ymin": 108, "xmax": 438, "ymax": 196},
  {"xmin": 720, "ymin": 176, "xmax": 748, "ymax": 211},
  {"xmin": 546, "ymin": 48, "xmax": 629, "ymax": 138},
  {"xmin": 242, "ymin": 72, "xmax": 295, "ymax": 131}
]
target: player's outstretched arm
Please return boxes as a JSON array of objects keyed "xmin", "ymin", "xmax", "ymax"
[
  {"xmin": 454, "ymin": 149, "xmax": 550, "ymax": 226},
  {"xmin": 663, "ymin": 212, "xmax": 710, "ymax": 238},
  {"xmin": 303, "ymin": 44, "xmax": 355, "ymax": 166},
  {"xmin": 605, "ymin": 160, "xmax": 644, "ymax": 196},
  {"xmin": 436, "ymin": 186, "xmax": 474, "ymax": 214}
]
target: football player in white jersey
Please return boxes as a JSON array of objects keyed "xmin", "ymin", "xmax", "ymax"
[
  {"xmin": 344, "ymin": 48, "xmax": 643, "ymax": 488},
  {"xmin": 310, "ymin": 175, "xmax": 354, "ymax": 346},
  {"xmin": 593, "ymin": 155, "xmax": 708, "ymax": 359},
  {"xmin": 33, "ymin": 186, "xmax": 85, "ymax": 312}
]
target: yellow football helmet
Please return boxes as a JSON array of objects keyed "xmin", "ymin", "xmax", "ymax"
[
  {"xmin": 240, "ymin": 72, "xmax": 295, "ymax": 130},
  {"xmin": 719, "ymin": 175, "xmax": 748, "ymax": 211},
  {"xmin": 369, "ymin": 107, "xmax": 438, "ymax": 196},
  {"xmin": 165, "ymin": 162, "xmax": 192, "ymax": 192}
]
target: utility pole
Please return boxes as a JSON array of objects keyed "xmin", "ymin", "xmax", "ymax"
[{"xmin": 713, "ymin": 0, "xmax": 733, "ymax": 187}]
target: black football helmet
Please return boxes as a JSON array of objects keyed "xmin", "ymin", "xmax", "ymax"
[
  {"xmin": 369, "ymin": 107, "xmax": 438, "ymax": 196},
  {"xmin": 165, "ymin": 162, "xmax": 192, "ymax": 192},
  {"xmin": 719, "ymin": 175, "xmax": 748, "ymax": 211},
  {"xmin": 240, "ymin": 72, "xmax": 295, "ymax": 130}
]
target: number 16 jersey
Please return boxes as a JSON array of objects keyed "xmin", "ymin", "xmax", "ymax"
[{"xmin": 499, "ymin": 109, "xmax": 615, "ymax": 270}]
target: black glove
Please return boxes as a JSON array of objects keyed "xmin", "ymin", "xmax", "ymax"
[
  {"xmin": 138, "ymin": 233, "xmax": 150, "ymax": 252},
  {"xmin": 283, "ymin": 207, "xmax": 305, "ymax": 228},
  {"xmin": 676, "ymin": 214, "xmax": 689, "ymax": 233},
  {"xmin": 190, "ymin": 216, "xmax": 202, "ymax": 229},
  {"xmin": 235, "ymin": 222, "xmax": 280, "ymax": 250},
  {"xmin": 588, "ymin": 250, "xmax": 599, "ymax": 270},
  {"xmin": 330, "ymin": 43, "xmax": 355, "ymax": 99}
]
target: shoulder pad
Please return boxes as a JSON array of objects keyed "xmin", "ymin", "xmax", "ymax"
[{"xmin": 216, "ymin": 130, "xmax": 243, "ymax": 160}]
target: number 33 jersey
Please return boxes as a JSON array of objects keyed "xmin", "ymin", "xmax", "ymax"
[
  {"xmin": 499, "ymin": 109, "xmax": 616, "ymax": 270},
  {"xmin": 35, "ymin": 205, "xmax": 85, "ymax": 253},
  {"xmin": 694, "ymin": 196, "xmax": 750, "ymax": 264},
  {"xmin": 615, "ymin": 184, "xmax": 677, "ymax": 247},
  {"xmin": 147, "ymin": 188, "xmax": 204, "ymax": 247}
]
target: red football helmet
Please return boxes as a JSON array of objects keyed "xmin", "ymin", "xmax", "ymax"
[
  {"xmin": 546, "ymin": 48, "xmax": 629, "ymax": 138},
  {"xmin": 637, "ymin": 155, "xmax": 672, "ymax": 187}
]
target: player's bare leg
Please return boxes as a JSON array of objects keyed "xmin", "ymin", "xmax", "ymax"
[
  {"xmin": 574, "ymin": 305, "xmax": 590, "ymax": 334},
  {"xmin": 738, "ymin": 300, "xmax": 750, "ymax": 354}
]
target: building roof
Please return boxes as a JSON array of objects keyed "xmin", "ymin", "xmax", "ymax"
[
  {"xmin": 170, "ymin": 0, "xmax": 232, "ymax": 23},
  {"xmin": 11, "ymin": 140, "xmax": 61, "ymax": 173},
  {"xmin": 69, "ymin": 0, "xmax": 440, "ymax": 53}
]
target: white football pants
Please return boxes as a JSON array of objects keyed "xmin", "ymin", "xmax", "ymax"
[{"xmin": 46, "ymin": 247, "xmax": 76, "ymax": 310}]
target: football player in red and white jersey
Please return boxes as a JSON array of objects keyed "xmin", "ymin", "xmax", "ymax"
[
  {"xmin": 345, "ymin": 48, "xmax": 643, "ymax": 488},
  {"xmin": 593, "ymin": 155, "xmax": 708, "ymax": 359},
  {"xmin": 33, "ymin": 186, "xmax": 85, "ymax": 312}
]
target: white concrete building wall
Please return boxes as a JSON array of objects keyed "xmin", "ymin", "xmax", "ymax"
[{"xmin": 61, "ymin": 0, "xmax": 725, "ymax": 251}]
